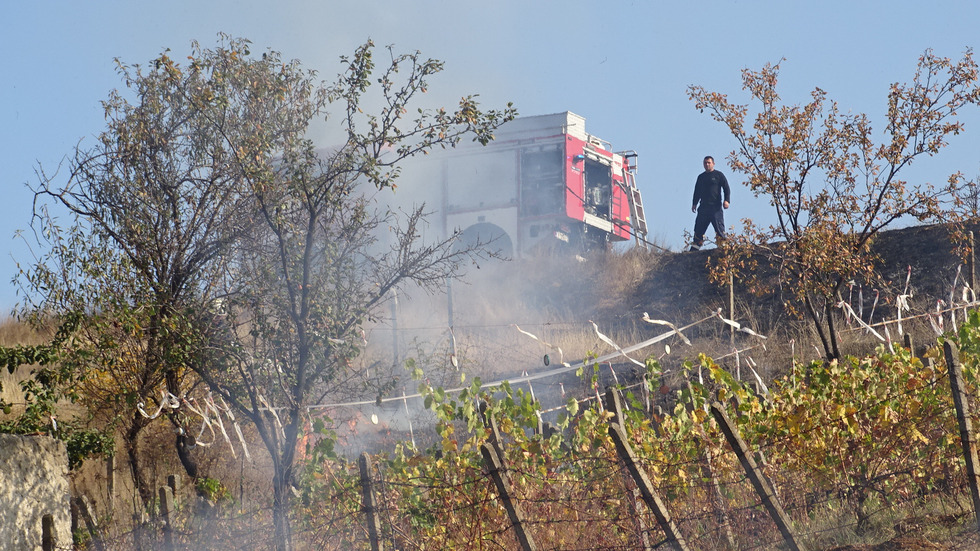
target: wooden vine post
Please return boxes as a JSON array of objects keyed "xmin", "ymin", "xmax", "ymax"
[
  {"xmin": 41, "ymin": 515, "xmax": 55, "ymax": 551},
  {"xmin": 106, "ymin": 456, "xmax": 115, "ymax": 514},
  {"xmin": 709, "ymin": 402, "xmax": 806, "ymax": 551},
  {"xmin": 684, "ymin": 382, "xmax": 737, "ymax": 550},
  {"xmin": 167, "ymin": 474, "xmax": 180, "ymax": 508},
  {"xmin": 605, "ymin": 388, "xmax": 653, "ymax": 550},
  {"xmin": 970, "ymin": 231, "xmax": 976, "ymax": 293},
  {"xmin": 729, "ymin": 271, "xmax": 735, "ymax": 346},
  {"xmin": 74, "ymin": 495, "xmax": 106, "ymax": 551},
  {"xmin": 479, "ymin": 405, "xmax": 538, "ymax": 551},
  {"xmin": 608, "ymin": 423, "xmax": 690, "ymax": 551},
  {"xmin": 944, "ymin": 341, "xmax": 980, "ymax": 532},
  {"xmin": 480, "ymin": 443, "xmax": 538, "ymax": 551},
  {"xmin": 480, "ymin": 401, "xmax": 505, "ymax": 460},
  {"xmin": 605, "ymin": 388, "xmax": 690, "ymax": 551},
  {"xmin": 159, "ymin": 485, "xmax": 175, "ymax": 551},
  {"xmin": 359, "ymin": 452, "xmax": 384, "ymax": 551}
]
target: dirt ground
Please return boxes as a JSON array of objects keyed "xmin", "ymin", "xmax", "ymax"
[{"xmin": 631, "ymin": 222, "xmax": 980, "ymax": 323}]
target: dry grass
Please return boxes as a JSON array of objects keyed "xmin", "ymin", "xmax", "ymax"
[
  {"xmin": 0, "ymin": 316, "xmax": 51, "ymax": 408},
  {"xmin": 805, "ymin": 491, "xmax": 978, "ymax": 550},
  {"xmin": 380, "ymin": 248, "xmax": 669, "ymax": 383},
  {"xmin": 0, "ymin": 315, "xmax": 49, "ymax": 346}
]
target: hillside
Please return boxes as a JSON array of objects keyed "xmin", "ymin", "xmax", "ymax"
[
  {"xmin": 466, "ymin": 220, "xmax": 980, "ymax": 388},
  {"xmin": 619, "ymin": 222, "xmax": 979, "ymax": 337}
]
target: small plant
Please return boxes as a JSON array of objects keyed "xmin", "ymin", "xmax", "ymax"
[{"xmin": 196, "ymin": 476, "xmax": 230, "ymax": 503}]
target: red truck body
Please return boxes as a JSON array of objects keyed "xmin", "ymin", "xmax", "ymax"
[{"xmin": 395, "ymin": 111, "xmax": 647, "ymax": 258}]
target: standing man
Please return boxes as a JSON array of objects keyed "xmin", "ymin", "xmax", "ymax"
[{"xmin": 689, "ymin": 155, "xmax": 731, "ymax": 251}]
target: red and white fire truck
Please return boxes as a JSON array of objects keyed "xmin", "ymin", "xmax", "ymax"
[{"xmin": 395, "ymin": 111, "xmax": 648, "ymax": 258}]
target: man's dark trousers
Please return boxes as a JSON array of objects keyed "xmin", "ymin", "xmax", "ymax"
[{"xmin": 692, "ymin": 203, "xmax": 725, "ymax": 248}]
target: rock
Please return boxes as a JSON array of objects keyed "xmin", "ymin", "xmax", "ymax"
[{"xmin": 0, "ymin": 434, "xmax": 71, "ymax": 549}]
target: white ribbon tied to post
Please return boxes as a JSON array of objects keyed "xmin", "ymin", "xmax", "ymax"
[
  {"xmin": 590, "ymin": 320, "xmax": 645, "ymax": 368},
  {"xmin": 715, "ymin": 309, "xmax": 768, "ymax": 339},
  {"xmin": 836, "ymin": 301, "xmax": 886, "ymax": 342},
  {"xmin": 513, "ymin": 324, "xmax": 569, "ymax": 367},
  {"xmin": 641, "ymin": 313, "xmax": 693, "ymax": 345}
]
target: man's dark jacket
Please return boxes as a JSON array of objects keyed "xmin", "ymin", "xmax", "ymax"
[{"xmin": 692, "ymin": 170, "xmax": 731, "ymax": 207}]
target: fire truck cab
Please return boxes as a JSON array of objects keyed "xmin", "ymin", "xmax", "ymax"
[{"xmin": 396, "ymin": 111, "xmax": 648, "ymax": 258}]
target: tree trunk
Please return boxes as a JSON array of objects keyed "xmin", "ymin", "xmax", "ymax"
[
  {"xmin": 175, "ymin": 431, "xmax": 199, "ymax": 479},
  {"xmin": 272, "ymin": 410, "xmax": 302, "ymax": 551},
  {"xmin": 166, "ymin": 369, "xmax": 199, "ymax": 481},
  {"xmin": 825, "ymin": 300, "xmax": 841, "ymax": 360},
  {"xmin": 272, "ymin": 467, "xmax": 294, "ymax": 551},
  {"xmin": 125, "ymin": 415, "xmax": 152, "ymax": 508},
  {"xmin": 804, "ymin": 295, "xmax": 833, "ymax": 360}
]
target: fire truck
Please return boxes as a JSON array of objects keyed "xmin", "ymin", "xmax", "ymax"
[{"xmin": 396, "ymin": 111, "xmax": 649, "ymax": 258}]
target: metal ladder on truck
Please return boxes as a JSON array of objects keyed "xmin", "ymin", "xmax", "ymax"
[{"xmin": 619, "ymin": 151, "xmax": 651, "ymax": 250}]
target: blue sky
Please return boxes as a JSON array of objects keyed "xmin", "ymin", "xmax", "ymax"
[{"xmin": 3, "ymin": 0, "xmax": 979, "ymax": 313}]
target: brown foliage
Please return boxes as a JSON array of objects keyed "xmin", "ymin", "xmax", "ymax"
[{"xmin": 688, "ymin": 50, "xmax": 980, "ymax": 358}]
